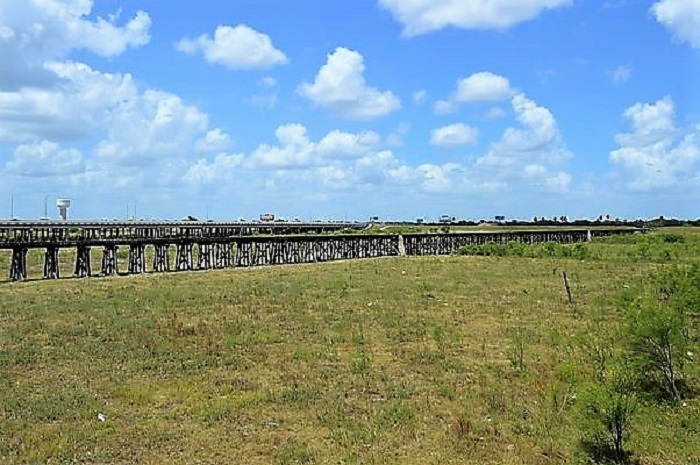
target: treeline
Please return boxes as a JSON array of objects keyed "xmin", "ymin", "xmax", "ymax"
[{"xmin": 454, "ymin": 216, "xmax": 700, "ymax": 228}]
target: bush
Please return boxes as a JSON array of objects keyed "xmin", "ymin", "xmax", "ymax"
[
  {"xmin": 580, "ymin": 363, "xmax": 637, "ymax": 463},
  {"xmin": 622, "ymin": 265, "xmax": 697, "ymax": 402}
]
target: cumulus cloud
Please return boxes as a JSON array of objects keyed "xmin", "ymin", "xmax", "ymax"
[
  {"xmin": 0, "ymin": 0, "xmax": 150, "ymax": 90},
  {"xmin": 175, "ymin": 24, "xmax": 288, "ymax": 70},
  {"xmin": 1, "ymin": 57, "xmax": 236, "ymax": 193},
  {"xmin": 183, "ymin": 123, "xmax": 467, "ymax": 194},
  {"xmin": 298, "ymin": 47, "xmax": 401, "ymax": 120},
  {"xmin": 195, "ymin": 129, "xmax": 234, "ymax": 153},
  {"xmin": 95, "ymin": 89, "xmax": 211, "ymax": 164},
  {"xmin": 430, "ymin": 123, "xmax": 479, "ymax": 146},
  {"xmin": 242, "ymin": 124, "xmax": 381, "ymax": 169},
  {"xmin": 379, "ymin": 0, "xmax": 573, "ymax": 36},
  {"xmin": 6, "ymin": 140, "xmax": 84, "ymax": 177},
  {"xmin": 0, "ymin": 61, "xmax": 138, "ymax": 143},
  {"xmin": 477, "ymin": 93, "xmax": 573, "ymax": 191},
  {"xmin": 651, "ymin": 0, "xmax": 700, "ymax": 48},
  {"xmin": 184, "ymin": 152, "xmax": 245, "ymax": 184},
  {"xmin": 317, "ymin": 130, "xmax": 381, "ymax": 159},
  {"xmin": 610, "ymin": 97, "xmax": 700, "ymax": 190},
  {"xmin": 435, "ymin": 71, "xmax": 513, "ymax": 114}
]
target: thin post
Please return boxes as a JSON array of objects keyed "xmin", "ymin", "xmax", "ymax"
[{"xmin": 562, "ymin": 271, "xmax": 572, "ymax": 303}]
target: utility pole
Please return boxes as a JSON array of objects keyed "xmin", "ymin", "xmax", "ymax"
[{"xmin": 10, "ymin": 194, "xmax": 14, "ymax": 220}]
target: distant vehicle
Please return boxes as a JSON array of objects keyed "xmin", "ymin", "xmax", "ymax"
[
  {"xmin": 439, "ymin": 215, "xmax": 451, "ymax": 223},
  {"xmin": 416, "ymin": 217, "xmax": 425, "ymax": 224},
  {"xmin": 369, "ymin": 216, "xmax": 379, "ymax": 222},
  {"xmin": 293, "ymin": 217, "xmax": 302, "ymax": 222},
  {"xmin": 184, "ymin": 215, "xmax": 199, "ymax": 222},
  {"xmin": 238, "ymin": 217, "xmax": 247, "ymax": 222},
  {"xmin": 260, "ymin": 213, "xmax": 275, "ymax": 222}
]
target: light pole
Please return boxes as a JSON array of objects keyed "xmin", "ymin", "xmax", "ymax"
[{"xmin": 44, "ymin": 194, "xmax": 49, "ymax": 219}]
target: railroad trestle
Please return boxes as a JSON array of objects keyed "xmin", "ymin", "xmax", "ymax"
[{"xmin": 1, "ymin": 229, "xmax": 638, "ymax": 282}]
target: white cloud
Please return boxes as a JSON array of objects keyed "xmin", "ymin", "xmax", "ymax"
[
  {"xmin": 175, "ymin": 24, "xmax": 288, "ymax": 70},
  {"xmin": 94, "ymin": 88, "xmax": 210, "ymax": 164},
  {"xmin": 430, "ymin": 123, "xmax": 479, "ymax": 146},
  {"xmin": 6, "ymin": 140, "xmax": 83, "ymax": 177},
  {"xmin": 317, "ymin": 130, "xmax": 381, "ymax": 159},
  {"xmin": 435, "ymin": 71, "xmax": 513, "ymax": 114},
  {"xmin": 379, "ymin": 0, "xmax": 573, "ymax": 36},
  {"xmin": 0, "ymin": 61, "xmax": 138, "ymax": 143},
  {"xmin": 610, "ymin": 97, "xmax": 700, "ymax": 190},
  {"xmin": 651, "ymin": 0, "xmax": 700, "ymax": 48},
  {"xmin": 297, "ymin": 47, "xmax": 401, "ymax": 120},
  {"xmin": 455, "ymin": 72, "xmax": 514, "ymax": 102},
  {"xmin": 184, "ymin": 152, "xmax": 245, "ymax": 184},
  {"xmin": 477, "ymin": 93, "xmax": 573, "ymax": 190},
  {"xmin": 609, "ymin": 65, "xmax": 632, "ymax": 84},
  {"xmin": 183, "ymin": 123, "xmax": 467, "ymax": 195},
  {"xmin": 0, "ymin": 0, "xmax": 149, "ymax": 90},
  {"xmin": 544, "ymin": 172, "xmax": 572, "ymax": 192},
  {"xmin": 244, "ymin": 124, "xmax": 381, "ymax": 169},
  {"xmin": 248, "ymin": 124, "xmax": 315, "ymax": 169},
  {"xmin": 195, "ymin": 129, "xmax": 233, "ymax": 153}
]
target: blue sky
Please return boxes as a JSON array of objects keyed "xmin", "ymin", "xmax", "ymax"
[{"xmin": 1, "ymin": 0, "xmax": 698, "ymax": 221}]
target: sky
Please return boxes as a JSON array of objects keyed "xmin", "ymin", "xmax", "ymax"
[{"xmin": 0, "ymin": 0, "xmax": 698, "ymax": 222}]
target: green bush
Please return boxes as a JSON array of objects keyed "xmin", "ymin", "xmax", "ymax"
[
  {"xmin": 622, "ymin": 265, "xmax": 697, "ymax": 402},
  {"xmin": 580, "ymin": 363, "xmax": 637, "ymax": 463}
]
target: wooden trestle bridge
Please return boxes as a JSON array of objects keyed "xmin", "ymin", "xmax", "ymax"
[{"xmin": 0, "ymin": 221, "xmax": 641, "ymax": 282}]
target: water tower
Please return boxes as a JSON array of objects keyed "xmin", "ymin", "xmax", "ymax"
[{"xmin": 56, "ymin": 198, "xmax": 71, "ymax": 221}]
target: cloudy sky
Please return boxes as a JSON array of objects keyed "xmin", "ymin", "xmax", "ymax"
[{"xmin": 1, "ymin": 0, "xmax": 698, "ymax": 221}]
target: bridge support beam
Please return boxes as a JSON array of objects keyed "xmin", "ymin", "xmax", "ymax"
[
  {"xmin": 236, "ymin": 242, "xmax": 251, "ymax": 267},
  {"xmin": 176, "ymin": 243, "xmax": 193, "ymax": 271},
  {"xmin": 9, "ymin": 247, "xmax": 28, "ymax": 281},
  {"xmin": 74, "ymin": 245, "xmax": 91, "ymax": 278},
  {"xmin": 128, "ymin": 244, "xmax": 146, "ymax": 274},
  {"xmin": 101, "ymin": 245, "xmax": 118, "ymax": 276},
  {"xmin": 198, "ymin": 243, "xmax": 214, "ymax": 270},
  {"xmin": 153, "ymin": 244, "xmax": 170, "ymax": 272},
  {"xmin": 43, "ymin": 246, "xmax": 60, "ymax": 279},
  {"xmin": 215, "ymin": 243, "xmax": 231, "ymax": 269}
]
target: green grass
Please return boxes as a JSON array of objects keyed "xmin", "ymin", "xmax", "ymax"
[{"xmin": 0, "ymin": 231, "xmax": 698, "ymax": 464}]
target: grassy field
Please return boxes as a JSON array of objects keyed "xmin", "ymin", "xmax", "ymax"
[{"xmin": 1, "ymin": 230, "xmax": 698, "ymax": 464}]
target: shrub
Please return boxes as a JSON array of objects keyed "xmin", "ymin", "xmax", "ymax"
[
  {"xmin": 580, "ymin": 363, "xmax": 637, "ymax": 463},
  {"xmin": 622, "ymin": 265, "xmax": 697, "ymax": 402}
]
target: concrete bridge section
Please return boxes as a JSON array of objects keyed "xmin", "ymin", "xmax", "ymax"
[{"xmin": 0, "ymin": 228, "xmax": 640, "ymax": 282}]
